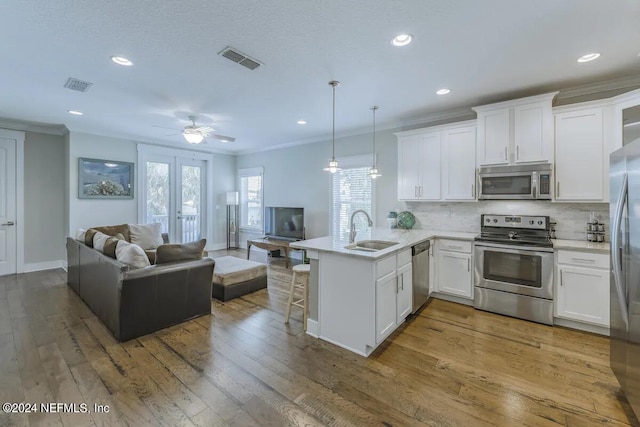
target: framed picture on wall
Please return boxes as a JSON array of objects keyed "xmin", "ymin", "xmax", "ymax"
[{"xmin": 78, "ymin": 158, "xmax": 134, "ymax": 199}]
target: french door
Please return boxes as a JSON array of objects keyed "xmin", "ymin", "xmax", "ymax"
[
  {"xmin": 143, "ymin": 155, "xmax": 207, "ymax": 243},
  {"xmin": 0, "ymin": 135, "xmax": 17, "ymax": 275}
]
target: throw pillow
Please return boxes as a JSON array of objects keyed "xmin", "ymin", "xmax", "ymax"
[
  {"xmin": 115, "ymin": 241, "xmax": 151, "ymax": 269},
  {"xmin": 129, "ymin": 223, "xmax": 164, "ymax": 250},
  {"xmin": 103, "ymin": 233, "xmax": 126, "ymax": 259},
  {"xmin": 75, "ymin": 228, "xmax": 86, "ymax": 242},
  {"xmin": 85, "ymin": 228, "xmax": 98, "ymax": 247},
  {"xmin": 155, "ymin": 239, "xmax": 206, "ymax": 264},
  {"xmin": 93, "ymin": 232, "xmax": 111, "ymax": 253}
]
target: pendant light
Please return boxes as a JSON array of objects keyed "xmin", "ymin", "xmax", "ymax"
[
  {"xmin": 369, "ymin": 105, "xmax": 381, "ymax": 178},
  {"xmin": 324, "ymin": 80, "xmax": 341, "ymax": 173}
]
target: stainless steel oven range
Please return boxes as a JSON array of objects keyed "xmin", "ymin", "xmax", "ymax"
[{"xmin": 474, "ymin": 214, "xmax": 554, "ymax": 325}]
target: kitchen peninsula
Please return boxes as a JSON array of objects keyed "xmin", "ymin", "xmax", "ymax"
[{"xmin": 290, "ymin": 228, "xmax": 476, "ymax": 356}]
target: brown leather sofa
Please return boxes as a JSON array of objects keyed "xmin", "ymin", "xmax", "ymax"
[{"xmin": 66, "ymin": 237, "xmax": 215, "ymax": 341}]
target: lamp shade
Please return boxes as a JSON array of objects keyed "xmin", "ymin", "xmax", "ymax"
[{"xmin": 226, "ymin": 191, "xmax": 239, "ymax": 205}]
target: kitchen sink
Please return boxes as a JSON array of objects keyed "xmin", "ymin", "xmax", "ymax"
[{"xmin": 344, "ymin": 240, "xmax": 398, "ymax": 251}]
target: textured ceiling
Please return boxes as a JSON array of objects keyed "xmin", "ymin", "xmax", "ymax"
[{"xmin": 1, "ymin": 0, "xmax": 639, "ymax": 153}]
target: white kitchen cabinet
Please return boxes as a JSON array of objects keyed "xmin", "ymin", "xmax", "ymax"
[
  {"xmin": 442, "ymin": 126, "xmax": 477, "ymax": 200},
  {"xmin": 396, "ymin": 262, "xmax": 413, "ymax": 323},
  {"xmin": 432, "ymin": 238, "xmax": 474, "ymax": 300},
  {"xmin": 555, "ymin": 250, "xmax": 609, "ymax": 328},
  {"xmin": 473, "ymin": 92, "xmax": 557, "ymax": 167},
  {"xmin": 396, "ymin": 121, "xmax": 476, "ymax": 202},
  {"xmin": 554, "ymin": 105, "xmax": 608, "ymax": 202},
  {"xmin": 397, "ymin": 131, "xmax": 440, "ymax": 200},
  {"xmin": 437, "ymin": 250, "xmax": 473, "ymax": 298},
  {"xmin": 375, "ymin": 271, "xmax": 397, "ymax": 343}
]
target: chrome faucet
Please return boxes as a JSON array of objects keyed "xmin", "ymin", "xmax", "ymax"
[{"xmin": 349, "ymin": 210, "xmax": 373, "ymax": 243}]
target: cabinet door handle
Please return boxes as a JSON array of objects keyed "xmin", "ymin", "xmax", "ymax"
[
  {"xmin": 1, "ymin": 221, "xmax": 14, "ymax": 226},
  {"xmin": 419, "ymin": 186, "xmax": 423, "ymax": 197},
  {"xmin": 395, "ymin": 278, "xmax": 399, "ymax": 294},
  {"xmin": 571, "ymin": 258, "xmax": 596, "ymax": 264},
  {"xmin": 560, "ymin": 270, "xmax": 563, "ymax": 286},
  {"xmin": 556, "ymin": 181, "xmax": 560, "ymax": 198},
  {"xmin": 471, "ymin": 184, "xmax": 474, "ymax": 198},
  {"xmin": 467, "ymin": 258, "xmax": 470, "ymax": 272},
  {"xmin": 400, "ymin": 274, "xmax": 404, "ymax": 291},
  {"xmin": 516, "ymin": 145, "xmax": 520, "ymax": 160},
  {"xmin": 504, "ymin": 146, "xmax": 508, "ymax": 161}
]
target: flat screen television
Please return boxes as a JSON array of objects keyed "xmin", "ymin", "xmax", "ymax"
[{"xmin": 264, "ymin": 207, "xmax": 304, "ymax": 240}]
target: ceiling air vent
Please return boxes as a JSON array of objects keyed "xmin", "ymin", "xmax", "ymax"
[
  {"xmin": 64, "ymin": 77, "xmax": 93, "ymax": 92},
  {"xmin": 218, "ymin": 47, "xmax": 262, "ymax": 71}
]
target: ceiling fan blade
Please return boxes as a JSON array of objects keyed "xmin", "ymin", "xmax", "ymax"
[
  {"xmin": 164, "ymin": 133, "xmax": 180, "ymax": 137},
  {"xmin": 208, "ymin": 133, "xmax": 236, "ymax": 143},
  {"xmin": 153, "ymin": 124, "xmax": 181, "ymax": 131}
]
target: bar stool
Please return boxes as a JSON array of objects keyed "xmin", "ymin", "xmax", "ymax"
[{"xmin": 285, "ymin": 263, "xmax": 310, "ymax": 331}]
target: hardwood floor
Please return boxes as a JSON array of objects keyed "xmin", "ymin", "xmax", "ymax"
[{"xmin": 0, "ymin": 248, "xmax": 637, "ymax": 426}]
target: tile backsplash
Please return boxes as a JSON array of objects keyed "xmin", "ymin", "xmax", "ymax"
[{"xmin": 404, "ymin": 201, "xmax": 609, "ymax": 241}]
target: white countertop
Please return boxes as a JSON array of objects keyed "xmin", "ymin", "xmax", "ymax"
[
  {"xmin": 552, "ymin": 239, "xmax": 610, "ymax": 253},
  {"xmin": 290, "ymin": 228, "xmax": 478, "ymax": 259}
]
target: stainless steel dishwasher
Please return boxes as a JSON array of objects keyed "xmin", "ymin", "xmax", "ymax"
[{"xmin": 411, "ymin": 240, "xmax": 430, "ymax": 313}]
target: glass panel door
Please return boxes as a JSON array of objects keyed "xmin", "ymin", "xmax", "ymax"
[
  {"xmin": 178, "ymin": 161, "xmax": 205, "ymax": 243},
  {"xmin": 144, "ymin": 156, "xmax": 206, "ymax": 244},
  {"xmin": 146, "ymin": 161, "xmax": 171, "ymax": 235}
]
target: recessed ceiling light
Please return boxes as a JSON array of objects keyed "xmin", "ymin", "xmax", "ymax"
[
  {"xmin": 110, "ymin": 56, "xmax": 134, "ymax": 66},
  {"xmin": 68, "ymin": 110, "xmax": 83, "ymax": 115},
  {"xmin": 436, "ymin": 88, "xmax": 451, "ymax": 95},
  {"xmin": 391, "ymin": 34, "xmax": 413, "ymax": 47},
  {"xmin": 297, "ymin": 120, "xmax": 307, "ymax": 125},
  {"xmin": 577, "ymin": 53, "xmax": 600, "ymax": 63}
]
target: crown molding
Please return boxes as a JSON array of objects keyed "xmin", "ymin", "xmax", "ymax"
[
  {"xmin": 556, "ymin": 74, "xmax": 640, "ymax": 101},
  {"xmin": 0, "ymin": 118, "xmax": 68, "ymax": 136}
]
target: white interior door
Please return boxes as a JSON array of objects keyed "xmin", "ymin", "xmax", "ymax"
[
  {"xmin": 0, "ymin": 137, "xmax": 17, "ymax": 276},
  {"xmin": 143, "ymin": 155, "xmax": 206, "ymax": 244}
]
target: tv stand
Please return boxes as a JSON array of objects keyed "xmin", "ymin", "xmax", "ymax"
[{"xmin": 247, "ymin": 238, "xmax": 302, "ymax": 269}]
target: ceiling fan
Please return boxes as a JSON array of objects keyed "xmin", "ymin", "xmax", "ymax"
[{"xmin": 155, "ymin": 115, "xmax": 236, "ymax": 144}]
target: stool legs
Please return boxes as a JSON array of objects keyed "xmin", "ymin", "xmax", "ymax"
[{"xmin": 285, "ymin": 271, "xmax": 297, "ymax": 324}]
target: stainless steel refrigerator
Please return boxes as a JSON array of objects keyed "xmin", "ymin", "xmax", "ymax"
[{"xmin": 610, "ymin": 138, "xmax": 640, "ymax": 416}]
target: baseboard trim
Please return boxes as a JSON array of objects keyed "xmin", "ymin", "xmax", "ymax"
[
  {"xmin": 305, "ymin": 319, "xmax": 319, "ymax": 338},
  {"xmin": 553, "ymin": 317, "xmax": 609, "ymax": 336},
  {"xmin": 22, "ymin": 260, "xmax": 65, "ymax": 273}
]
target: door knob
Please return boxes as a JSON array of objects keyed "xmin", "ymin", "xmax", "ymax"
[{"xmin": 1, "ymin": 221, "xmax": 14, "ymax": 226}]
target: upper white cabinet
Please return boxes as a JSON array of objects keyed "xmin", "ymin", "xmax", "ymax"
[
  {"xmin": 442, "ymin": 126, "xmax": 477, "ymax": 200},
  {"xmin": 554, "ymin": 106, "xmax": 608, "ymax": 201},
  {"xmin": 396, "ymin": 121, "xmax": 476, "ymax": 202},
  {"xmin": 397, "ymin": 131, "xmax": 440, "ymax": 201},
  {"xmin": 473, "ymin": 92, "xmax": 557, "ymax": 167}
]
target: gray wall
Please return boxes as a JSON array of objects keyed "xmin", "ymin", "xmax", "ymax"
[{"xmin": 24, "ymin": 131, "xmax": 65, "ymax": 264}]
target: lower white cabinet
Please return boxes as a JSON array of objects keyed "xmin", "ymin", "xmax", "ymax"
[
  {"xmin": 375, "ymin": 257, "xmax": 413, "ymax": 344},
  {"xmin": 555, "ymin": 250, "xmax": 609, "ymax": 327},
  {"xmin": 432, "ymin": 239, "xmax": 474, "ymax": 300}
]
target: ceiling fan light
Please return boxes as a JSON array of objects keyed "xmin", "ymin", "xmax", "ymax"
[{"xmin": 183, "ymin": 132, "xmax": 204, "ymax": 144}]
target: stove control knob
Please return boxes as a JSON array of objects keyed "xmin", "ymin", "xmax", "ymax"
[
  {"xmin": 493, "ymin": 219, "xmax": 498, "ymax": 223},
  {"xmin": 538, "ymin": 220, "xmax": 543, "ymax": 225},
  {"xmin": 529, "ymin": 220, "xmax": 534, "ymax": 225},
  {"xmin": 486, "ymin": 218, "xmax": 490, "ymax": 223}
]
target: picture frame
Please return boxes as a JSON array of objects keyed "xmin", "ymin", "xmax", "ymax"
[{"xmin": 78, "ymin": 157, "xmax": 134, "ymax": 199}]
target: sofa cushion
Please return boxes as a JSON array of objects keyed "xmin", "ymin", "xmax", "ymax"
[
  {"xmin": 115, "ymin": 241, "xmax": 151, "ymax": 268},
  {"xmin": 103, "ymin": 234, "xmax": 126, "ymax": 259},
  {"xmin": 129, "ymin": 223, "xmax": 163, "ymax": 250},
  {"xmin": 155, "ymin": 239, "xmax": 206, "ymax": 264},
  {"xmin": 75, "ymin": 228, "xmax": 87, "ymax": 242},
  {"xmin": 93, "ymin": 232, "xmax": 111, "ymax": 252},
  {"xmin": 92, "ymin": 224, "xmax": 131, "ymax": 242},
  {"xmin": 85, "ymin": 228, "xmax": 98, "ymax": 247}
]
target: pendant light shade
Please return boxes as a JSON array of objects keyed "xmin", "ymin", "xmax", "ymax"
[
  {"xmin": 324, "ymin": 80, "xmax": 341, "ymax": 173},
  {"xmin": 369, "ymin": 105, "xmax": 381, "ymax": 178}
]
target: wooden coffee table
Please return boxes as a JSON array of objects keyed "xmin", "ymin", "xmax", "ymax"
[{"xmin": 246, "ymin": 238, "xmax": 299, "ymax": 268}]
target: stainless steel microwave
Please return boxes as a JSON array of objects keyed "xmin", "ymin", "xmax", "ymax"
[{"xmin": 478, "ymin": 164, "xmax": 552, "ymax": 200}]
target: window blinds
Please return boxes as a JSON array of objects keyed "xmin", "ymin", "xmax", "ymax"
[{"xmin": 331, "ymin": 164, "xmax": 373, "ymax": 241}]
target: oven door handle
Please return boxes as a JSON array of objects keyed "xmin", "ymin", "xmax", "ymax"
[
  {"xmin": 612, "ymin": 173, "xmax": 629, "ymax": 329},
  {"xmin": 474, "ymin": 242, "xmax": 553, "ymax": 254}
]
